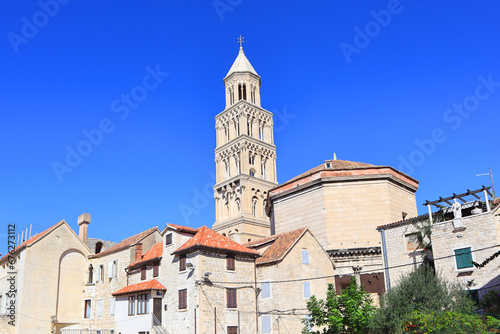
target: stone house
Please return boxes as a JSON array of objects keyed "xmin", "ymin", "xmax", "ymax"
[
  {"xmin": 77, "ymin": 225, "xmax": 161, "ymax": 334},
  {"xmin": 0, "ymin": 219, "xmax": 90, "ymax": 334},
  {"xmin": 245, "ymin": 228, "xmax": 335, "ymax": 334},
  {"xmin": 377, "ymin": 186, "xmax": 500, "ymax": 299}
]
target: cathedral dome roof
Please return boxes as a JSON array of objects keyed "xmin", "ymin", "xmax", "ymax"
[{"xmin": 225, "ymin": 47, "xmax": 258, "ymax": 78}]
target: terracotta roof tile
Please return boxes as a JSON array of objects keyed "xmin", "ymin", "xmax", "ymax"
[
  {"xmin": 90, "ymin": 227, "xmax": 159, "ymax": 258},
  {"xmin": 244, "ymin": 235, "xmax": 278, "ymax": 247},
  {"xmin": 166, "ymin": 223, "xmax": 197, "ymax": 234},
  {"xmin": 0, "ymin": 220, "xmax": 66, "ymax": 264},
  {"xmin": 248, "ymin": 228, "xmax": 307, "ymax": 265},
  {"xmin": 283, "ymin": 160, "xmax": 377, "ymax": 185},
  {"xmin": 376, "ymin": 213, "xmax": 433, "ymax": 230},
  {"xmin": 112, "ymin": 279, "xmax": 166, "ymax": 296},
  {"xmin": 128, "ymin": 242, "xmax": 163, "ymax": 268},
  {"xmin": 173, "ymin": 226, "xmax": 259, "ymax": 256}
]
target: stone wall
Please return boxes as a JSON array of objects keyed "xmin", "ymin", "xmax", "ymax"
[
  {"xmin": 432, "ymin": 209, "xmax": 500, "ymax": 295},
  {"xmin": 257, "ymin": 231, "xmax": 335, "ymax": 334}
]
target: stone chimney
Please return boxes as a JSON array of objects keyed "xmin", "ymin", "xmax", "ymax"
[
  {"xmin": 78, "ymin": 213, "xmax": 91, "ymax": 245},
  {"xmin": 135, "ymin": 243, "xmax": 143, "ymax": 262}
]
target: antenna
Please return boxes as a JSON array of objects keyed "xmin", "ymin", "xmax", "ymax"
[{"xmin": 476, "ymin": 167, "xmax": 495, "ymax": 197}]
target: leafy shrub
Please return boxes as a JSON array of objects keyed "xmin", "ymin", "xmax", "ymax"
[
  {"xmin": 402, "ymin": 311, "xmax": 500, "ymax": 333},
  {"xmin": 370, "ymin": 265, "xmax": 476, "ymax": 333}
]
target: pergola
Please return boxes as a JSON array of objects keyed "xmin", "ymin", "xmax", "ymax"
[{"xmin": 423, "ymin": 186, "xmax": 493, "ymax": 224}]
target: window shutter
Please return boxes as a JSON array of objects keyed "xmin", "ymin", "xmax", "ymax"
[
  {"xmin": 113, "ymin": 261, "xmax": 118, "ymax": 278},
  {"xmin": 96, "ymin": 265, "xmax": 101, "ymax": 282},
  {"xmin": 302, "ymin": 250, "xmax": 309, "ymax": 264},
  {"xmin": 261, "ymin": 315, "xmax": 271, "ymax": 334},
  {"xmin": 261, "ymin": 282, "xmax": 270, "ymax": 299},
  {"xmin": 303, "ymin": 281, "xmax": 311, "ymax": 298},
  {"xmin": 97, "ymin": 299, "xmax": 103, "ymax": 317},
  {"xmin": 108, "ymin": 261, "xmax": 113, "ymax": 278},
  {"xmin": 110, "ymin": 297, "xmax": 115, "ymax": 315}
]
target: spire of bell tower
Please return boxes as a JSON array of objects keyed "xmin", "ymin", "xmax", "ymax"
[
  {"xmin": 224, "ymin": 37, "xmax": 261, "ymax": 108},
  {"xmin": 213, "ymin": 39, "xmax": 278, "ymax": 243}
]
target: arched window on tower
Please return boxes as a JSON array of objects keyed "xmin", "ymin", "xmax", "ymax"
[
  {"xmin": 252, "ymin": 197, "xmax": 258, "ymax": 217},
  {"xmin": 234, "ymin": 119, "xmax": 239, "ymax": 137},
  {"xmin": 238, "ymin": 84, "xmax": 243, "ymax": 101},
  {"xmin": 225, "ymin": 125, "xmax": 229, "ymax": 142},
  {"xmin": 259, "ymin": 124, "xmax": 265, "ymax": 141},
  {"xmin": 225, "ymin": 160, "xmax": 230, "ymax": 179},
  {"xmin": 242, "ymin": 84, "xmax": 247, "ymax": 100},
  {"xmin": 261, "ymin": 161, "xmax": 267, "ymax": 180},
  {"xmin": 247, "ymin": 118, "xmax": 252, "ymax": 136},
  {"xmin": 249, "ymin": 168, "xmax": 256, "ymax": 177},
  {"xmin": 95, "ymin": 242, "xmax": 103, "ymax": 254},
  {"xmin": 249, "ymin": 153, "xmax": 255, "ymax": 165},
  {"xmin": 251, "ymin": 85, "xmax": 255, "ymax": 103}
]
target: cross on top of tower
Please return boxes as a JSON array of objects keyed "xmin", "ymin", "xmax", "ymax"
[{"xmin": 237, "ymin": 35, "xmax": 244, "ymax": 49}]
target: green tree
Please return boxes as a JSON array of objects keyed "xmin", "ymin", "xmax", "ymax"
[
  {"xmin": 370, "ymin": 265, "xmax": 476, "ymax": 333},
  {"xmin": 303, "ymin": 277, "xmax": 375, "ymax": 334}
]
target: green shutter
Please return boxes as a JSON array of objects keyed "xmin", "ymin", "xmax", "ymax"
[{"xmin": 455, "ymin": 248, "xmax": 472, "ymax": 269}]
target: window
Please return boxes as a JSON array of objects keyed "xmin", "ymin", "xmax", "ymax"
[
  {"xmin": 128, "ymin": 296, "xmax": 135, "ymax": 316},
  {"xmin": 179, "ymin": 254, "xmax": 187, "ymax": 271},
  {"xmin": 261, "ymin": 162, "xmax": 267, "ymax": 180},
  {"xmin": 250, "ymin": 169, "xmax": 255, "ymax": 177},
  {"xmin": 261, "ymin": 282, "xmax": 271, "ymax": 299},
  {"xmin": 227, "ymin": 254, "xmax": 235, "ymax": 271},
  {"xmin": 108, "ymin": 260, "xmax": 117, "ymax": 279},
  {"xmin": 95, "ymin": 242, "xmax": 103, "ymax": 254},
  {"xmin": 88, "ymin": 264, "xmax": 93, "ymax": 284},
  {"xmin": 179, "ymin": 289, "xmax": 187, "ymax": 309},
  {"xmin": 405, "ymin": 233, "xmax": 423, "ymax": 252},
  {"xmin": 302, "ymin": 249, "xmax": 309, "ymax": 265},
  {"xmin": 261, "ymin": 315, "xmax": 271, "ymax": 334},
  {"xmin": 227, "ymin": 288, "xmax": 237, "ymax": 308},
  {"xmin": 84, "ymin": 300, "xmax": 91, "ymax": 318},
  {"xmin": 110, "ymin": 297, "xmax": 115, "ymax": 316},
  {"xmin": 98, "ymin": 264, "xmax": 104, "ymax": 282},
  {"xmin": 303, "ymin": 281, "xmax": 311, "ymax": 298},
  {"xmin": 455, "ymin": 247, "xmax": 473, "ymax": 269},
  {"xmin": 252, "ymin": 197, "xmax": 257, "ymax": 217},
  {"xmin": 166, "ymin": 233, "xmax": 173, "ymax": 245},
  {"xmin": 97, "ymin": 299, "xmax": 103, "ymax": 317},
  {"xmin": 141, "ymin": 266, "xmax": 147, "ymax": 280},
  {"xmin": 153, "ymin": 262, "xmax": 159, "ymax": 277},
  {"xmin": 228, "ymin": 326, "xmax": 238, "ymax": 334},
  {"xmin": 137, "ymin": 294, "xmax": 149, "ymax": 314}
]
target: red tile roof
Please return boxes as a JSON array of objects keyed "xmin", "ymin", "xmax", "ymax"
[
  {"xmin": 166, "ymin": 223, "xmax": 197, "ymax": 234},
  {"xmin": 273, "ymin": 159, "xmax": 418, "ymax": 194},
  {"xmin": 128, "ymin": 242, "xmax": 163, "ymax": 268},
  {"xmin": 90, "ymin": 227, "xmax": 159, "ymax": 258},
  {"xmin": 173, "ymin": 226, "xmax": 260, "ymax": 256},
  {"xmin": 246, "ymin": 228, "xmax": 307, "ymax": 265},
  {"xmin": 283, "ymin": 160, "xmax": 377, "ymax": 185},
  {"xmin": 112, "ymin": 279, "xmax": 166, "ymax": 296},
  {"xmin": 0, "ymin": 220, "xmax": 66, "ymax": 264}
]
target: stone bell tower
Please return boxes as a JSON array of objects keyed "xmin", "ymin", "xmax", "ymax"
[{"xmin": 212, "ymin": 40, "xmax": 278, "ymax": 243}]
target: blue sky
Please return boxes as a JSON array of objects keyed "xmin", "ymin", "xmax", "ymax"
[{"xmin": 1, "ymin": 1, "xmax": 499, "ymax": 252}]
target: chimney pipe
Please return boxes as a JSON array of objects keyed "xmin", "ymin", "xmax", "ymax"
[
  {"xmin": 78, "ymin": 213, "xmax": 91, "ymax": 245},
  {"xmin": 135, "ymin": 243, "xmax": 143, "ymax": 262}
]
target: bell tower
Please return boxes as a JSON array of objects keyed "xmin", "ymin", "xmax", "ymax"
[{"xmin": 213, "ymin": 39, "xmax": 278, "ymax": 243}]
